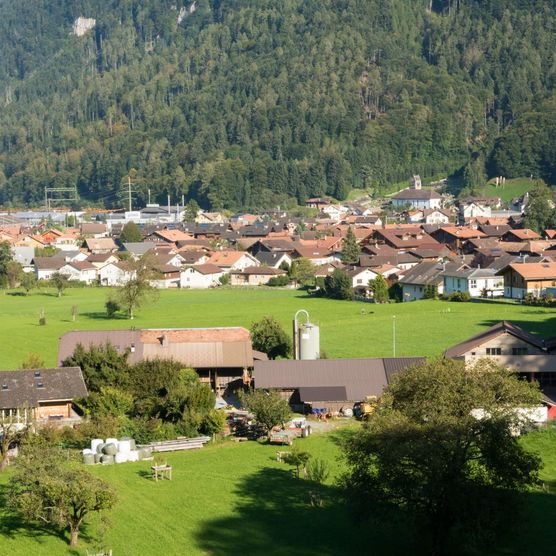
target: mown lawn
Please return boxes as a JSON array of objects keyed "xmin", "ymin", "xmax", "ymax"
[
  {"xmin": 478, "ymin": 177, "xmax": 537, "ymax": 203},
  {"xmin": 1, "ymin": 287, "xmax": 555, "ymax": 368},
  {"xmin": 1, "ymin": 426, "xmax": 556, "ymax": 555}
]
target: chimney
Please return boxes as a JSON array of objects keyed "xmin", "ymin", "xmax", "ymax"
[{"xmin": 160, "ymin": 334, "xmax": 169, "ymax": 347}]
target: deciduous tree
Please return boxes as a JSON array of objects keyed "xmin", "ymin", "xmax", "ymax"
[
  {"xmin": 250, "ymin": 316, "xmax": 292, "ymax": 359},
  {"xmin": 342, "ymin": 359, "xmax": 542, "ymax": 555},
  {"xmin": 239, "ymin": 389, "xmax": 291, "ymax": 434}
]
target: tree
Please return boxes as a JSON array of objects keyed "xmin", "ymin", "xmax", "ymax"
[
  {"xmin": 0, "ymin": 240, "xmax": 14, "ymax": 287},
  {"xmin": 342, "ymin": 359, "xmax": 542, "ymax": 555},
  {"xmin": 289, "ymin": 257, "xmax": 316, "ymax": 287},
  {"xmin": 282, "ymin": 448, "xmax": 311, "ymax": 478},
  {"xmin": 239, "ymin": 389, "xmax": 291, "ymax": 434},
  {"xmin": 369, "ymin": 274, "xmax": 389, "ymax": 303},
  {"xmin": 525, "ymin": 183, "xmax": 555, "ymax": 233},
  {"xmin": 0, "ymin": 410, "xmax": 30, "ymax": 471},
  {"xmin": 183, "ymin": 199, "xmax": 200, "ymax": 222},
  {"xmin": 341, "ymin": 226, "xmax": 360, "ymax": 265},
  {"xmin": 324, "ymin": 268, "xmax": 353, "ymax": 300},
  {"xmin": 250, "ymin": 316, "xmax": 292, "ymax": 359},
  {"xmin": 7, "ymin": 445, "xmax": 117, "ymax": 546},
  {"xmin": 423, "ymin": 282, "xmax": 438, "ymax": 299},
  {"xmin": 19, "ymin": 352, "xmax": 45, "ymax": 369},
  {"xmin": 62, "ymin": 342, "xmax": 130, "ymax": 393},
  {"xmin": 5, "ymin": 260, "xmax": 23, "ymax": 288},
  {"xmin": 51, "ymin": 272, "xmax": 69, "ymax": 297},
  {"xmin": 116, "ymin": 252, "xmax": 159, "ymax": 319},
  {"xmin": 119, "ymin": 221, "xmax": 142, "ymax": 243},
  {"xmin": 21, "ymin": 272, "xmax": 37, "ymax": 294},
  {"xmin": 87, "ymin": 386, "xmax": 134, "ymax": 418}
]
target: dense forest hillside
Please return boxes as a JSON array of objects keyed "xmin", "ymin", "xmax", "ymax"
[{"xmin": 0, "ymin": 0, "xmax": 554, "ymax": 210}]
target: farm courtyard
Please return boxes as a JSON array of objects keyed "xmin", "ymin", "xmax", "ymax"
[{"xmin": 0, "ymin": 286, "xmax": 555, "ymax": 368}]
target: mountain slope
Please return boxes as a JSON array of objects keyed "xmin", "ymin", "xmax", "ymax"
[{"xmin": 0, "ymin": 0, "xmax": 554, "ymax": 209}]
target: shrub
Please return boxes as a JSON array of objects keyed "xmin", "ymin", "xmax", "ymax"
[
  {"xmin": 105, "ymin": 299, "xmax": 121, "ymax": 318},
  {"xmin": 267, "ymin": 275, "xmax": 290, "ymax": 287},
  {"xmin": 219, "ymin": 273, "xmax": 230, "ymax": 286},
  {"xmin": 201, "ymin": 409, "xmax": 227, "ymax": 436},
  {"xmin": 306, "ymin": 457, "xmax": 330, "ymax": 484}
]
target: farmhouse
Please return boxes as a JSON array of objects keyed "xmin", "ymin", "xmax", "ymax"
[
  {"xmin": 180, "ymin": 264, "xmax": 224, "ymax": 288},
  {"xmin": 230, "ymin": 266, "xmax": 287, "ymax": 286},
  {"xmin": 0, "ymin": 367, "xmax": 87, "ymax": 425},
  {"xmin": 496, "ymin": 262, "xmax": 556, "ymax": 299},
  {"xmin": 442, "ymin": 267, "xmax": 504, "ymax": 297},
  {"xmin": 58, "ymin": 327, "xmax": 262, "ymax": 393},
  {"xmin": 254, "ymin": 357, "xmax": 425, "ymax": 413},
  {"xmin": 390, "ymin": 188, "xmax": 442, "ymax": 209}
]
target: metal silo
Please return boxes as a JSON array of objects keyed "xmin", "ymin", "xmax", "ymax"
[{"xmin": 293, "ymin": 310, "xmax": 320, "ymax": 360}]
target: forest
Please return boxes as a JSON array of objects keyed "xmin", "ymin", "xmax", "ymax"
[{"xmin": 0, "ymin": 0, "xmax": 554, "ymax": 210}]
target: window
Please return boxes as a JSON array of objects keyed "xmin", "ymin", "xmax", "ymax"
[
  {"xmin": 486, "ymin": 348, "xmax": 502, "ymax": 355},
  {"xmin": 357, "ymin": 279, "xmax": 362, "ymax": 284},
  {"xmin": 470, "ymin": 280, "xmax": 477, "ymax": 288},
  {"xmin": 512, "ymin": 347, "xmax": 528, "ymax": 355}
]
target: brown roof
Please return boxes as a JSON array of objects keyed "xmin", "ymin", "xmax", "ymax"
[
  {"xmin": 152, "ymin": 229, "xmax": 194, "ymax": 243},
  {"xmin": 188, "ymin": 264, "xmax": 224, "ymax": 275},
  {"xmin": 503, "ymin": 229, "xmax": 541, "ymax": 241},
  {"xmin": 80, "ymin": 223, "xmax": 106, "ymax": 234},
  {"xmin": 33, "ymin": 256, "xmax": 66, "ymax": 270},
  {"xmin": 207, "ymin": 251, "xmax": 253, "ymax": 267},
  {"xmin": 58, "ymin": 327, "xmax": 255, "ymax": 368},
  {"xmin": 497, "ymin": 262, "xmax": 556, "ymax": 280},
  {"xmin": 84, "ymin": 238, "xmax": 118, "ymax": 251},
  {"xmin": 0, "ymin": 367, "xmax": 88, "ymax": 409},
  {"xmin": 86, "ymin": 253, "xmax": 116, "ymax": 263},
  {"xmin": 444, "ymin": 321, "xmax": 546, "ymax": 358},
  {"xmin": 254, "ymin": 357, "xmax": 426, "ymax": 402},
  {"xmin": 231, "ymin": 267, "xmax": 286, "ymax": 276},
  {"xmin": 391, "ymin": 188, "xmax": 442, "ymax": 200}
]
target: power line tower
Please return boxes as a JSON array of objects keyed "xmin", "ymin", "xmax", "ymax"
[
  {"xmin": 44, "ymin": 185, "xmax": 79, "ymax": 210},
  {"xmin": 120, "ymin": 175, "xmax": 138, "ymax": 211}
]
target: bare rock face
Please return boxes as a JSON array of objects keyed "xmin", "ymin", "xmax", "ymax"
[{"xmin": 72, "ymin": 17, "xmax": 96, "ymax": 37}]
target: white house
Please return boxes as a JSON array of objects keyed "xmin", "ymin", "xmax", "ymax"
[
  {"xmin": 442, "ymin": 267, "xmax": 504, "ymax": 298},
  {"xmin": 98, "ymin": 262, "xmax": 133, "ymax": 286},
  {"xmin": 390, "ymin": 189, "xmax": 442, "ymax": 210},
  {"xmin": 180, "ymin": 264, "xmax": 224, "ymax": 288},
  {"xmin": 59, "ymin": 261, "xmax": 98, "ymax": 284},
  {"xmin": 459, "ymin": 202, "xmax": 491, "ymax": 223},
  {"xmin": 33, "ymin": 257, "xmax": 66, "ymax": 280}
]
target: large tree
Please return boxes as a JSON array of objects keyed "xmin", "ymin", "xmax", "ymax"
[
  {"xmin": 7, "ymin": 445, "xmax": 117, "ymax": 546},
  {"xmin": 342, "ymin": 359, "xmax": 542, "ymax": 555},
  {"xmin": 0, "ymin": 410, "xmax": 30, "ymax": 471},
  {"xmin": 119, "ymin": 221, "xmax": 142, "ymax": 244},
  {"xmin": 324, "ymin": 268, "xmax": 353, "ymax": 300},
  {"xmin": 240, "ymin": 389, "xmax": 291, "ymax": 434},
  {"xmin": 116, "ymin": 252, "xmax": 159, "ymax": 319},
  {"xmin": 50, "ymin": 271, "xmax": 70, "ymax": 297},
  {"xmin": 341, "ymin": 226, "xmax": 360, "ymax": 265},
  {"xmin": 290, "ymin": 257, "xmax": 316, "ymax": 287},
  {"xmin": 369, "ymin": 274, "xmax": 389, "ymax": 303},
  {"xmin": 0, "ymin": 240, "xmax": 14, "ymax": 287},
  {"xmin": 250, "ymin": 316, "xmax": 292, "ymax": 359}
]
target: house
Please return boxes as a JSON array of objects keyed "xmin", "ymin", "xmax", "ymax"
[
  {"xmin": 83, "ymin": 237, "xmax": 118, "ymax": 254},
  {"xmin": 150, "ymin": 264, "xmax": 181, "ymax": 288},
  {"xmin": 98, "ymin": 261, "xmax": 133, "ymax": 286},
  {"xmin": 147, "ymin": 229, "xmax": 194, "ymax": 245},
  {"xmin": 254, "ymin": 251, "xmax": 293, "ymax": 269},
  {"xmin": 59, "ymin": 261, "xmax": 97, "ymax": 284},
  {"xmin": 80, "ymin": 223, "xmax": 107, "ymax": 238},
  {"xmin": 442, "ymin": 267, "xmax": 504, "ymax": 297},
  {"xmin": 390, "ymin": 188, "xmax": 442, "ymax": 210},
  {"xmin": 306, "ymin": 197, "xmax": 331, "ymax": 210},
  {"xmin": 345, "ymin": 267, "xmax": 385, "ymax": 294},
  {"xmin": 206, "ymin": 250, "xmax": 260, "ymax": 272},
  {"xmin": 253, "ymin": 357, "xmax": 426, "ymax": 413},
  {"xmin": 502, "ymin": 229, "xmax": 541, "ymax": 242},
  {"xmin": 399, "ymin": 260, "xmax": 462, "ymax": 301},
  {"xmin": 33, "ymin": 256, "xmax": 66, "ymax": 280},
  {"xmin": 86, "ymin": 253, "xmax": 119, "ymax": 270},
  {"xmin": 431, "ymin": 227, "xmax": 487, "ymax": 252},
  {"xmin": 58, "ymin": 328, "xmax": 262, "ymax": 394},
  {"xmin": 0, "ymin": 367, "xmax": 87, "ymax": 425},
  {"xmin": 180, "ymin": 264, "xmax": 224, "ymax": 288},
  {"xmin": 458, "ymin": 202, "xmax": 491, "ymax": 223},
  {"xmin": 444, "ymin": 321, "xmax": 556, "ymax": 419},
  {"xmin": 496, "ymin": 262, "xmax": 556, "ymax": 299},
  {"xmin": 122, "ymin": 242, "xmax": 158, "ymax": 258},
  {"xmin": 230, "ymin": 267, "xmax": 287, "ymax": 286}
]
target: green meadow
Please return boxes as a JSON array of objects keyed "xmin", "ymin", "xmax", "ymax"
[
  {"xmin": 1, "ymin": 426, "xmax": 556, "ymax": 555},
  {"xmin": 0, "ymin": 287, "xmax": 555, "ymax": 368}
]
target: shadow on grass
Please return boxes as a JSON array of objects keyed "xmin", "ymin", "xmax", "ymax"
[
  {"xmin": 480, "ymin": 316, "xmax": 556, "ymax": 339},
  {"xmin": 80, "ymin": 311, "xmax": 128, "ymax": 320},
  {"xmin": 0, "ymin": 484, "xmax": 97, "ymax": 547},
  {"xmin": 194, "ymin": 466, "xmax": 415, "ymax": 556}
]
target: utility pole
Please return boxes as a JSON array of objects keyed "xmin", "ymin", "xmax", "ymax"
[
  {"xmin": 167, "ymin": 194, "xmax": 171, "ymax": 216},
  {"xmin": 392, "ymin": 315, "xmax": 396, "ymax": 357},
  {"xmin": 148, "ymin": 189, "xmax": 151, "ymax": 205}
]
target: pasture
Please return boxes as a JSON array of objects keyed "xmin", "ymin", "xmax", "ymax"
[
  {"xmin": 1, "ymin": 426, "xmax": 556, "ymax": 555},
  {"xmin": 0, "ymin": 287, "xmax": 555, "ymax": 368}
]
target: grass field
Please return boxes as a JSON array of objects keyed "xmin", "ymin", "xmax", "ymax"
[
  {"xmin": 1, "ymin": 287, "xmax": 556, "ymax": 368},
  {"xmin": 1, "ymin": 425, "xmax": 556, "ymax": 555},
  {"xmin": 477, "ymin": 177, "xmax": 537, "ymax": 203}
]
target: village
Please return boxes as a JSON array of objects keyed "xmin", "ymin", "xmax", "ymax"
[{"xmin": 1, "ymin": 176, "xmax": 556, "ymax": 554}]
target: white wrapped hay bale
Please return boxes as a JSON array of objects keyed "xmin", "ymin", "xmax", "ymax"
[
  {"xmin": 118, "ymin": 439, "xmax": 131, "ymax": 453},
  {"xmin": 91, "ymin": 439, "xmax": 103, "ymax": 452},
  {"xmin": 82, "ymin": 448, "xmax": 93, "ymax": 456},
  {"xmin": 114, "ymin": 452, "xmax": 129, "ymax": 464},
  {"xmin": 105, "ymin": 437, "xmax": 119, "ymax": 449},
  {"xmin": 127, "ymin": 450, "xmax": 140, "ymax": 462}
]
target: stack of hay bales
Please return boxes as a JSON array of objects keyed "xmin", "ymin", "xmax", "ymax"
[{"xmin": 83, "ymin": 437, "xmax": 149, "ymax": 465}]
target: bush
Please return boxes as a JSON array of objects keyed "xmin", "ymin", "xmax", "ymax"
[
  {"xmin": 219, "ymin": 273, "xmax": 230, "ymax": 286},
  {"xmin": 105, "ymin": 299, "xmax": 121, "ymax": 318},
  {"xmin": 443, "ymin": 291, "xmax": 471, "ymax": 302},
  {"xmin": 306, "ymin": 457, "xmax": 330, "ymax": 484},
  {"xmin": 267, "ymin": 275, "xmax": 290, "ymax": 287},
  {"xmin": 201, "ymin": 409, "xmax": 227, "ymax": 436}
]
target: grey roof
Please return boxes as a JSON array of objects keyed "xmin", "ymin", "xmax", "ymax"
[
  {"xmin": 391, "ymin": 188, "xmax": 442, "ymax": 200},
  {"xmin": 298, "ymin": 386, "xmax": 347, "ymax": 402},
  {"xmin": 400, "ymin": 261, "xmax": 460, "ymax": 286},
  {"xmin": 255, "ymin": 251, "xmax": 291, "ymax": 266},
  {"xmin": 441, "ymin": 267, "xmax": 498, "ymax": 279},
  {"xmin": 0, "ymin": 367, "xmax": 87, "ymax": 409},
  {"xmin": 122, "ymin": 242, "xmax": 157, "ymax": 255},
  {"xmin": 12, "ymin": 246, "xmax": 35, "ymax": 266},
  {"xmin": 254, "ymin": 357, "xmax": 426, "ymax": 401}
]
